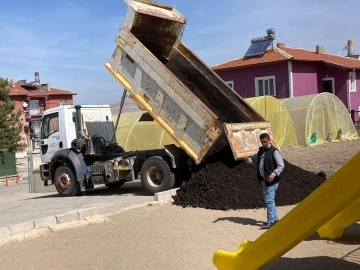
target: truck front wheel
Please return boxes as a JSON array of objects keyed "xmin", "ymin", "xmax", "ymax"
[
  {"xmin": 140, "ymin": 156, "xmax": 175, "ymax": 195},
  {"xmin": 54, "ymin": 164, "xmax": 80, "ymax": 197}
]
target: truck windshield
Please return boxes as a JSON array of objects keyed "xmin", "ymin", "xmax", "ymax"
[{"xmin": 41, "ymin": 112, "xmax": 59, "ymax": 139}]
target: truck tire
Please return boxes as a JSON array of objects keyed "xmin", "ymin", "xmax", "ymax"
[
  {"xmin": 140, "ymin": 156, "xmax": 175, "ymax": 194},
  {"xmin": 105, "ymin": 180, "xmax": 125, "ymax": 189},
  {"xmin": 54, "ymin": 164, "xmax": 80, "ymax": 197}
]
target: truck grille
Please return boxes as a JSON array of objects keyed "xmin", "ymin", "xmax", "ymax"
[{"xmin": 91, "ymin": 163, "xmax": 105, "ymax": 174}]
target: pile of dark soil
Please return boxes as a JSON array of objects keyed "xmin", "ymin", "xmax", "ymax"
[{"xmin": 172, "ymin": 147, "xmax": 327, "ymax": 210}]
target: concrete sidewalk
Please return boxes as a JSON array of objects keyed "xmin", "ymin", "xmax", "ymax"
[{"xmin": 0, "ymin": 181, "xmax": 153, "ymax": 228}]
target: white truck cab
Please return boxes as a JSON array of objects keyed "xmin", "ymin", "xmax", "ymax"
[{"xmin": 40, "ymin": 105, "xmax": 113, "ymax": 164}]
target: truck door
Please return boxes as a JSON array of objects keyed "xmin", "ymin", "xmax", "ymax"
[{"xmin": 40, "ymin": 111, "xmax": 63, "ymax": 163}]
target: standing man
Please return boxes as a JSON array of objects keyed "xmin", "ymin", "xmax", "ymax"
[{"xmin": 244, "ymin": 133, "xmax": 285, "ymax": 229}]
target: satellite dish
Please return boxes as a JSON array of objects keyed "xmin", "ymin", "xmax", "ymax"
[{"xmin": 23, "ymin": 102, "xmax": 28, "ymax": 108}]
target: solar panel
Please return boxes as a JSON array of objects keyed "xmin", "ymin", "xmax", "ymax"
[{"xmin": 244, "ymin": 40, "xmax": 272, "ymax": 58}]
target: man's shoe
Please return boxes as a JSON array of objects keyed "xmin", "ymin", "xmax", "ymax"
[{"xmin": 260, "ymin": 222, "xmax": 275, "ymax": 229}]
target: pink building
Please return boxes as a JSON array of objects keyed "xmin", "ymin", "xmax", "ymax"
[
  {"xmin": 212, "ymin": 40, "xmax": 360, "ymax": 123},
  {"xmin": 8, "ymin": 72, "xmax": 76, "ymax": 152}
]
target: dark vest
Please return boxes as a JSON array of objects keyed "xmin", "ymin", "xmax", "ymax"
[{"xmin": 256, "ymin": 145, "xmax": 280, "ymax": 186}]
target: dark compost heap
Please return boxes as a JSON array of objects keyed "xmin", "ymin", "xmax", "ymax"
[{"xmin": 172, "ymin": 147, "xmax": 327, "ymax": 210}]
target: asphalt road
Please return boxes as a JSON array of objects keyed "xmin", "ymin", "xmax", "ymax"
[{"xmin": 0, "ymin": 181, "xmax": 153, "ymax": 228}]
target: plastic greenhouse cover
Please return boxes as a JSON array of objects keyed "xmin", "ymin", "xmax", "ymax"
[
  {"xmin": 113, "ymin": 111, "xmax": 178, "ymax": 152},
  {"xmin": 245, "ymin": 96, "xmax": 297, "ymax": 149},
  {"xmin": 281, "ymin": 93, "xmax": 358, "ymax": 146}
]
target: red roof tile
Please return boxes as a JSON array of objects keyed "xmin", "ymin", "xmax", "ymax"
[
  {"xmin": 8, "ymin": 83, "xmax": 76, "ymax": 97},
  {"xmin": 212, "ymin": 46, "xmax": 360, "ymax": 71},
  {"xmin": 283, "ymin": 48, "xmax": 360, "ymax": 69}
]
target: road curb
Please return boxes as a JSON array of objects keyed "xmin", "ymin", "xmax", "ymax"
[
  {"xmin": 0, "ymin": 227, "xmax": 11, "ymax": 238},
  {"xmin": 153, "ymin": 188, "xmax": 179, "ymax": 201},
  {"xmin": 9, "ymin": 221, "xmax": 35, "ymax": 235},
  {"xmin": 55, "ymin": 211, "xmax": 79, "ymax": 224},
  {"xmin": 34, "ymin": 216, "xmax": 57, "ymax": 229},
  {"xmin": 0, "ymin": 201, "xmax": 159, "ymax": 243}
]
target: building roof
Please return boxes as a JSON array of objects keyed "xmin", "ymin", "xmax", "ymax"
[
  {"xmin": 110, "ymin": 96, "xmax": 142, "ymax": 115},
  {"xmin": 8, "ymin": 82, "xmax": 77, "ymax": 97},
  {"xmin": 212, "ymin": 45, "xmax": 360, "ymax": 71}
]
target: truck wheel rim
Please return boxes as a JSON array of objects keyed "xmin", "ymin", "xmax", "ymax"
[
  {"xmin": 146, "ymin": 166, "xmax": 163, "ymax": 187},
  {"xmin": 58, "ymin": 172, "xmax": 71, "ymax": 190}
]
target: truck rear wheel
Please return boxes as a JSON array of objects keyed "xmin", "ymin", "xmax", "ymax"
[
  {"xmin": 140, "ymin": 156, "xmax": 175, "ymax": 195},
  {"xmin": 54, "ymin": 164, "xmax": 80, "ymax": 197}
]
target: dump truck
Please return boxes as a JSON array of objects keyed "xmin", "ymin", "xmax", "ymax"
[{"xmin": 38, "ymin": 0, "xmax": 274, "ymax": 197}]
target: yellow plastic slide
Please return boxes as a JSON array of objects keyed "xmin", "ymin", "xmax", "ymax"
[
  {"xmin": 213, "ymin": 152, "xmax": 360, "ymax": 270},
  {"xmin": 317, "ymin": 196, "xmax": 360, "ymax": 240}
]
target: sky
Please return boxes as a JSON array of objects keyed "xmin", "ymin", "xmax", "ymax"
[{"xmin": 0, "ymin": 0, "xmax": 358, "ymax": 105}]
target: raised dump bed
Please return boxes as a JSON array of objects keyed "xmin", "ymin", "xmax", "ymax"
[{"xmin": 105, "ymin": 0, "xmax": 272, "ymax": 164}]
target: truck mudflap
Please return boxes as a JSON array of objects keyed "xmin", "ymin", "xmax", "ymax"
[
  {"xmin": 40, "ymin": 163, "xmax": 50, "ymax": 183},
  {"xmin": 224, "ymin": 122, "xmax": 276, "ymax": 160}
]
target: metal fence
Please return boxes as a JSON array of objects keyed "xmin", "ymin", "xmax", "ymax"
[{"xmin": 0, "ymin": 152, "xmax": 16, "ymax": 177}]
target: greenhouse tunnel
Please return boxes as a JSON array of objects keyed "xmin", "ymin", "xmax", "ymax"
[
  {"xmin": 245, "ymin": 96, "xmax": 298, "ymax": 149},
  {"xmin": 113, "ymin": 111, "xmax": 178, "ymax": 152},
  {"xmin": 280, "ymin": 92, "xmax": 358, "ymax": 146},
  {"xmin": 113, "ymin": 93, "xmax": 357, "ymax": 152}
]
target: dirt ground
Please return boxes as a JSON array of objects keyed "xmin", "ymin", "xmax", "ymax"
[
  {"xmin": 0, "ymin": 203, "xmax": 359, "ymax": 270},
  {"xmin": 0, "ymin": 140, "xmax": 359, "ymax": 269},
  {"xmin": 280, "ymin": 139, "xmax": 360, "ymax": 171}
]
